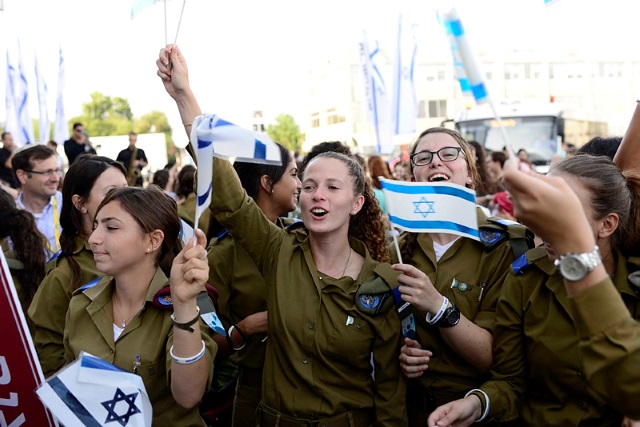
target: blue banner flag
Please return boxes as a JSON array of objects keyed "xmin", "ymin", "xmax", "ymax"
[
  {"xmin": 35, "ymin": 53, "xmax": 50, "ymax": 144},
  {"xmin": 36, "ymin": 352, "xmax": 152, "ymax": 426},
  {"xmin": 53, "ymin": 48, "xmax": 69, "ymax": 145},
  {"xmin": 380, "ymin": 178, "xmax": 479, "ymax": 240},
  {"xmin": 392, "ymin": 14, "xmax": 418, "ymax": 135}
]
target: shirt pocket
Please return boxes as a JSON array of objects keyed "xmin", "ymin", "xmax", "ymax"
[
  {"xmin": 446, "ymin": 278, "xmax": 484, "ymax": 316},
  {"xmin": 327, "ymin": 315, "xmax": 373, "ymax": 367},
  {"xmin": 136, "ymin": 358, "xmax": 166, "ymax": 405}
]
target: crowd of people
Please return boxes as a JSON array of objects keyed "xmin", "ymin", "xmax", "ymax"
[{"xmin": 0, "ymin": 43, "xmax": 639, "ymax": 427}]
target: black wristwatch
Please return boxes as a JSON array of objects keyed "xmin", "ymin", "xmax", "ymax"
[{"xmin": 435, "ymin": 303, "xmax": 461, "ymax": 328}]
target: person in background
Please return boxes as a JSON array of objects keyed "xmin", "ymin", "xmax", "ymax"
[
  {"xmin": 0, "ymin": 188, "xmax": 47, "ymax": 329},
  {"xmin": 12, "ymin": 145, "xmax": 62, "ymax": 257},
  {"xmin": 64, "ymin": 186, "xmax": 216, "ymax": 426},
  {"xmin": 0, "ymin": 131, "xmax": 18, "ymax": 190},
  {"xmin": 158, "ymin": 44, "xmax": 407, "ymax": 426},
  {"xmin": 117, "ymin": 131, "xmax": 149, "ymax": 187},
  {"xmin": 367, "ymin": 155, "xmax": 391, "ymax": 214},
  {"xmin": 488, "ymin": 151, "xmax": 507, "ymax": 185},
  {"xmin": 152, "ymin": 166, "xmax": 179, "ymax": 201},
  {"xmin": 395, "ymin": 127, "xmax": 533, "ymax": 425},
  {"xmin": 428, "ymin": 155, "xmax": 640, "ymax": 426},
  {"xmin": 176, "ymin": 164, "xmax": 211, "ymax": 236},
  {"xmin": 577, "ymin": 136, "xmax": 622, "ymax": 160},
  {"xmin": 393, "ymin": 160, "xmax": 412, "ymax": 182},
  {"xmin": 467, "ymin": 140, "xmax": 495, "ymax": 207},
  {"xmin": 64, "ymin": 122, "xmax": 96, "ymax": 165},
  {"xmin": 29, "ymin": 155, "xmax": 127, "ymax": 374}
]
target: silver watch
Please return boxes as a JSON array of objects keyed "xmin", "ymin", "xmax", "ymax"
[{"xmin": 554, "ymin": 246, "xmax": 601, "ymax": 281}]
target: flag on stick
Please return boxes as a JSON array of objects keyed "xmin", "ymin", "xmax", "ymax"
[
  {"xmin": 53, "ymin": 48, "xmax": 69, "ymax": 145},
  {"xmin": 36, "ymin": 352, "xmax": 152, "ymax": 427},
  {"xmin": 5, "ymin": 49, "xmax": 20, "ymax": 145},
  {"xmin": 16, "ymin": 42, "xmax": 35, "ymax": 144},
  {"xmin": 392, "ymin": 14, "xmax": 418, "ymax": 135},
  {"xmin": 35, "ymin": 53, "xmax": 49, "ymax": 144},
  {"xmin": 380, "ymin": 177, "xmax": 479, "ymax": 240}
]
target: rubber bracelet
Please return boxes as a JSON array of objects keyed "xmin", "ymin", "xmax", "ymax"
[
  {"xmin": 227, "ymin": 324, "xmax": 248, "ymax": 351},
  {"xmin": 170, "ymin": 340, "xmax": 206, "ymax": 365},
  {"xmin": 425, "ymin": 296, "xmax": 449, "ymax": 325},
  {"xmin": 465, "ymin": 389, "xmax": 490, "ymax": 423},
  {"xmin": 171, "ymin": 306, "xmax": 200, "ymax": 333}
]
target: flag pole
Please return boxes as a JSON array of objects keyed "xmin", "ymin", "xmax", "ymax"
[
  {"xmin": 174, "ymin": 0, "xmax": 186, "ymax": 45},
  {"xmin": 164, "ymin": 0, "xmax": 168, "ymax": 46},
  {"xmin": 389, "ymin": 228, "xmax": 403, "ymax": 264}
]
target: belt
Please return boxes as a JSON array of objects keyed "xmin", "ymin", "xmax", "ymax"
[
  {"xmin": 238, "ymin": 366, "xmax": 263, "ymax": 389},
  {"xmin": 257, "ymin": 403, "xmax": 374, "ymax": 427}
]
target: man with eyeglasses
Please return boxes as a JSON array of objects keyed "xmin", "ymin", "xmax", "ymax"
[
  {"xmin": 64, "ymin": 122, "xmax": 96, "ymax": 165},
  {"xmin": 12, "ymin": 145, "xmax": 63, "ymax": 256}
]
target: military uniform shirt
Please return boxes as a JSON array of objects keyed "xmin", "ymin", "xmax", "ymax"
[{"xmin": 63, "ymin": 267, "xmax": 216, "ymax": 427}]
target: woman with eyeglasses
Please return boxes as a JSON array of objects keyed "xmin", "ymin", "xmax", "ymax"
[
  {"xmin": 29, "ymin": 155, "xmax": 127, "ymax": 375},
  {"xmin": 393, "ymin": 127, "xmax": 533, "ymax": 425}
]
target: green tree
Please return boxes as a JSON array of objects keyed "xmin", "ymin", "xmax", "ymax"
[
  {"xmin": 69, "ymin": 92, "xmax": 134, "ymax": 137},
  {"xmin": 135, "ymin": 111, "xmax": 176, "ymax": 163},
  {"xmin": 266, "ymin": 114, "xmax": 301, "ymax": 151}
]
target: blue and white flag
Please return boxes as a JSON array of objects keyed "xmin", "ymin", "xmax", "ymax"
[
  {"xmin": 130, "ymin": 0, "xmax": 160, "ymax": 19},
  {"xmin": 16, "ymin": 42, "xmax": 36, "ymax": 145},
  {"xmin": 35, "ymin": 53, "xmax": 50, "ymax": 144},
  {"xmin": 5, "ymin": 49, "xmax": 20, "ymax": 145},
  {"xmin": 53, "ymin": 48, "xmax": 69, "ymax": 145},
  {"xmin": 36, "ymin": 352, "xmax": 152, "ymax": 427},
  {"xmin": 442, "ymin": 8, "xmax": 488, "ymax": 105},
  {"xmin": 380, "ymin": 178, "xmax": 479, "ymax": 240},
  {"xmin": 359, "ymin": 32, "xmax": 394, "ymax": 154},
  {"xmin": 392, "ymin": 14, "xmax": 418, "ymax": 135}
]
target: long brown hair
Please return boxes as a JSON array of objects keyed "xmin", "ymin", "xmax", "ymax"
[
  {"xmin": 309, "ymin": 152, "xmax": 389, "ymax": 262},
  {"xmin": 367, "ymin": 155, "xmax": 391, "ymax": 190},
  {"xmin": 96, "ymin": 187, "xmax": 183, "ymax": 276}
]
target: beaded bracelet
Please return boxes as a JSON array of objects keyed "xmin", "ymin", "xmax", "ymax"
[
  {"xmin": 170, "ymin": 340, "xmax": 206, "ymax": 365},
  {"xmin": 226, "ymin": 324, "xmax": 248, "ymax": 351}
]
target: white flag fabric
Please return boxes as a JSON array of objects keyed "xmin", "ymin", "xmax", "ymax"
[
  {"xmin": 130, "ymin": 0, "xmax": 161, "ymax": 19},
  {"xmin": 360, "ymin": 32, "xmax": 394, "ymax": 154},
  {"xmin": 36, "ymin": 352, "xmax": 152, "ymax": 427},
  {"xmin": 16, "ymin": 42, "xmax": 35, "ymax": 144},
  {"xmin": 5, "ymin": 50, "xmax": 20, "ymax": 145},
  {"xmin": 391, "ymin": 14, "xmax": 418, "ymax": 135},
  {"xmin": 53, "ymin": 48, "xmax": 69, "ymax": 145},
  {"xmin": 442, "ymin": 8, "xmax": 488, "ymax": 105},
  {"xmin": 380, "ymin": 177, "xmax": 479, "ymax": 240},
  {"xmin": 35, "ymin": 54, "xmax": 49, "ymax": 144}
]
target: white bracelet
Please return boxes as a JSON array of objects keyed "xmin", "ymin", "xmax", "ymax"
[
  {"xmin": 465, "ymin": 389, "xmax": 490, "ymax": 423},
  {"xmin": 170, "ymin": 340, "xmax": 206, "ymax": 365},
  {"xmin": 425, "ymin": 296, "xmax": 449, "ymax": 325},
  {"xmin": 227, "ymin": 325, "xmax": 247, "ymax": 351}
]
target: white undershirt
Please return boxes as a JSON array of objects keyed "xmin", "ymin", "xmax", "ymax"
[
  {"xmin": 113, "ymin": 324, "xmax": 125, "ymax": 341},
  {"xmin": 433, "ymin": 238, "xmax": 459, "ymax": 261}
]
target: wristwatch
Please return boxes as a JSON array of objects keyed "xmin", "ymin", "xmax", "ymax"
[
  {"xmin": 554, "ymin": 245, "xmax": 601, "ymax": 281},
  {"xmin": 435, "ymin": 303, "xmax": 461, "ymax": 328}
]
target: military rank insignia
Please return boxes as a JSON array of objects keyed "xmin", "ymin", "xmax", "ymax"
[{"xmin": 450, "ymin": 278, "xmax": 471, "ymax": 292}]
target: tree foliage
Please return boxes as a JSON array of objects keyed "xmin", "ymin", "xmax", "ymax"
[{"xmin": 266, "ymin": 114, "xmax": 301, "ymax": 151}]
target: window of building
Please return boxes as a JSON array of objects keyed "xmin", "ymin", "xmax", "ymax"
[
  {"xmin": 310, "ymin": 113, "xmax": 320, "ymax": 128},
  {"xmin": 428, "ymin": 100, "xmax": 447, "ymax": 118},
  {"xmin": 418, "ymin": 100, "xmax": 426, "ymax": 119}
]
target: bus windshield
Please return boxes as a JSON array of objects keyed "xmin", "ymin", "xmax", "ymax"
[{"xmin": 456, "ymin": 116, "xmax": 557, "ymax": 165}]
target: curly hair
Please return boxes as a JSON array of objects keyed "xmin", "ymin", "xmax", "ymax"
[
  {"xmin": 309, "ymin": 152, "xmax": 389, "ymax": 263},
  {"xmin": 0, "ymin": 189, "xmax": 47, "ymax": 307}
]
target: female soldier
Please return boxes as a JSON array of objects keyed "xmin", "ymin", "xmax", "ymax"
[
  {"xmin": 427, "ymin": 155, "xmax": 640, "ymax": 426},
  {"xmin": 29, "ymin": 154, "xmax": 127, "ymax": 374},
  {"xmin": 0, "ymin": 188, "xmax": 47, "ymax": 320},
  {"xmin": 157, "ymin": 44, "xmax": 406, "ymax": 426},
  {"xmin": 395, "ymin": 127, "xmax": 532, "ymax": 424},
  {"xmin": 208, "ymin": 143, "xmax": 301, "ymax": 426},
  {"xmin": 64, "ymin": 186, "xmax": 216, "ymax": 426}
]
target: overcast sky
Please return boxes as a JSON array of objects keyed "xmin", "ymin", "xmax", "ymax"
[{"xmin": 1, "ymin": 0, "xmax": 638, "ymax": 146}]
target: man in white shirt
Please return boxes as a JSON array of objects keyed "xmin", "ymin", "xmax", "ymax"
[{"xmin": 12, "ymin": 145, "xmax": 63, "ymax": 257}]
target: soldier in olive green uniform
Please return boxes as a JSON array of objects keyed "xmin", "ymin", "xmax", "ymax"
[
  {"xmin": 476, "ymin": 247, "xmax": 640, "ymax": 426},
  {"xmin": 64, "ymin": 268, "xmax": 216, "ymax": 427},
  {"xmin": 29, "ymin": 236, "xmax": 101, "ymax": 373},
  {"xmin": 179, "ymin": 192, "xmax": 211, "ymax": 236}
]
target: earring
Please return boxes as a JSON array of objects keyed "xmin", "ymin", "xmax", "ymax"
[
  {"xmin": 146, "ymin": 246, "xmax": 151, "ymax": 253},
  {"xmin": 81, "ymin": 207, "xmax": 87, "ymax": 214}
]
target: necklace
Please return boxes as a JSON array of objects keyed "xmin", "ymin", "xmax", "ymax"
[
  {"xmin": 340, "ymin": 248, "xmax": 353, "ymax": 278},
  {"xmin": 114, "ymin": 302, "xmax": 144, "ymax": 328}
]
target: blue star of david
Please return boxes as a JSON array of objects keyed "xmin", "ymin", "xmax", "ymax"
[
  {"xmin": 413, "ymin": 197, "xmax": 435, "ymax": 218},
  {"xmin": 101, "ymin": 388, "xmax": 141, "ymax": 426}
]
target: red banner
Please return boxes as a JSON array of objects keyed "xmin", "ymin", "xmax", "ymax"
[{"xmin": 0, "ymin": 252, "xmax": 57, "ymax": 426}]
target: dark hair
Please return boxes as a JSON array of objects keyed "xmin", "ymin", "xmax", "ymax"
[
  {"xmin": 233, "ymin": 143, "xmax": 292, "ymax": 199},
  {"xmin": 60, "ymin": 155, "xmax": 127, "ymax": 290},
  {"xmin": 11, "ymin": 145, "xmax": 56, "ymax": 182},
  {"xmin": 490, "ymin": 151, "xmax": 507, "ymax": 168},
  {"xmin": 367, "ymin": 155, "xmax": 391, "ymax": 190},
  {"xmin": 467, "ymin": 140, "xmax": 494, "ymax": 196},
  {"xmin": 152, "ymin": 169, "xmax": 170, "ymax": 190},
  {"xmin": 307, "ymin": 152, "xmax": 389, "ymax": 262},
  {"xmin": 577, "ymin": 136, "xmax": 622, "ymax": 160},
  {"xmin": 47, "ymin": 140, "xmax": 58, "ymax": 148},
  {"xmin": 176, "ymin": 165, "xmax": 196, "ymax": 199},
  {"xmin": 72, "ymin": 122, "xmax": 83, "ymax": 130},
  {"xmin": 1, "ymin": 132, "xmax": 10, "ymax": 140},
  {"xmin": 96, "ymin": 187, "xmax": 182, "ymax": 276},
  {"xmin": 552, "ymin": 155, "xmax": 640, "ymax": 255},
  {"xmin": 402, "ymin": 128, "xmax": 480, "ymax": 261},
  {"xmin": 0, "ymin": 189, "xmax": 47, "ymax": 307},
  {"xmin": 300, "ymin": 141, "xmax": 351, "ymax": 175}
]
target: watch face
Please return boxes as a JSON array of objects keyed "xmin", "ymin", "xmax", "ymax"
[
  {"xmin": 560, "ymin": 255, "xmax": 587, "ymax": 281},
  {"xmin": 447, "ymin": 309, "xmax": 461, "ymax": 326}
]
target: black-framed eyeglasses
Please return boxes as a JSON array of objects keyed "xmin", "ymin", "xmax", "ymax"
[
  {"xmin": 410, "ymin": 147, "xmax": 464, "ymax": 167},
  {"xmin": 27, "ymin": 168, "xmax": 63, "ymax": 177}
]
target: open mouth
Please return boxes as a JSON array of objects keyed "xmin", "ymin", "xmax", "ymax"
[
  {"xmin": 428, "ymin": 173, "xmax": 450, "ymax": 182},
  {"xmin": 311, "ymin": 208, "xmax": 328, "ymax": 218}
]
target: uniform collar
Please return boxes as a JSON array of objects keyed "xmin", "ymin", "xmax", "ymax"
[{"xmin": 82, "ymin": 266, "xmax": 169, "ymax": 306}]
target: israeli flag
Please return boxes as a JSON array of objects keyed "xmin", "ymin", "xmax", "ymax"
[
  {"xmin": 442, "ymin": 8, "xmax": 488, "ymax": 104},
  {"xmin": 35, "ymin": 53, "xmax": 50, "ymax": 144},
  {"xmin": 54, "ymin": 47, "xmax": 70, "ymax": 145},
  {"xmin": 16, "ymin": 42, "xmax": 36, "ymax": 144},
  {"xmin": 380, "ymin": 178, "xmax": 479, "ymax": 240},
  {"xmin": 36, "ymin": 352, "xmax": 152, "ymax": 427},
  {"xmin": 392, "ymin": 14, "xmax": 418, "ymax": 135}
]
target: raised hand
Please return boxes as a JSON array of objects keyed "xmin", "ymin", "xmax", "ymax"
[{"xmin": 170, "ymin": 229, "xmax": 209, "ymax": 308}]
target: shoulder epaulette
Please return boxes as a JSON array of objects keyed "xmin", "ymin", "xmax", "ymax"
[
  {"xmin": 78, "ymin": 277, "xmax": 102, "ymax": 292},
  {"xmin": 511, "ymin": 253, "xmax": 532, "ymax": 275},
  {"xmin": 286, "ymin": 220, "xmax": 305, "ymax": 232},
  {"xmin": 480, "ymin": 217, "xmax": 535, "ymax": 259},
  {"xmin": 215, "ymin": 229, "xmax": 229, "ymax": 240},
  {"xmin": 47, "ymin": 250, "xmax": 62, "ymax": 264}
]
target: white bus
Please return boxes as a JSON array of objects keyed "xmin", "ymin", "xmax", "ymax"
[{"xmin": 450, "ymin": 101, "xmax": 608, "ymax": 173}]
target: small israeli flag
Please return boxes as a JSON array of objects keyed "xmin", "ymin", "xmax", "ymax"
[
  {"xmin": 36, "ymin": 352, "xmax": 152, "ymax": 426},
  {"xmin": 380, "ymin": 178, "xmax": 479, "ymax": 240},
  {"xmin": 442, "ymin": 8, "xmax": 488, "ymax": 104}
]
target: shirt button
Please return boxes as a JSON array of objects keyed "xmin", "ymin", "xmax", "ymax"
[
  {"xmin": 308, "ymin": 322, "xmax": 315, "ymax": 329},
  {"xmin": 576, "ymin": 369, "xmax": 584, "ymax": 377},
  {"xmin": 356, "ymin": 323, "xmax": 362, "ymax": 329},
  {"xmin": 576, "ymin": 400, "xmax": 585, "ymax": 408},
  {"xmin": 302, "ymin": 358, "xmax": 308, "ymax": 364}
]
